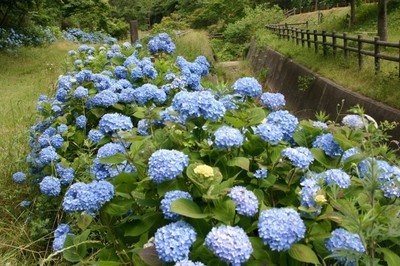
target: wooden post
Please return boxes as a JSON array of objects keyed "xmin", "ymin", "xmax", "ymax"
[
  {"xmin": 398, "ymin": 41, "xmax": 400, "ymax": 78},
  {"xmin": 306, "ymin": 21, "xmax": 309, "ymax": 28},
  {"xmin": 374, "ymin": 36, "xmax": 380, "ymax": 74},
  {"xmin": 296, "ymin": 29, "xmax": 299, "ymax": 45},
  {"xmin": 301, "ymin": 30, "xmax": 305, "ymax": 47},
  {"xmin": 343, "ymin": 32, "xmax": 349, "ymax": 59},
  {"xmin": 314, "ymin": 30, "xmax": 318, "ymax": 53},
  {"xmin": 358, "ymin": 34, "xmax": 363, "ymax": 70},
  {"xmin": 322, "ymin": 30, "xmax": 327, "ymax": 56},
  {"xmin": 332, "ymin": 31, "xmax": 337, "ymax": 57},
  {"xmin": 306, "ymin": 30, "xmax": 311, "ymax": 48},
  {"xmin": 130, "ymin": 20, "xmax": 139, "ymax": 44}
]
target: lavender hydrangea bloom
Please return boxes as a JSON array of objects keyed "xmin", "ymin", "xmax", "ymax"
[
  {"xmin": 253, "ymin": 123, "xmax": 284, "ymax": 144},
  {"xmin": 324, "ymin": 169, "xmax": 351, "ymax": 188},
  {"xmin": 174, "ymin": 260, "xmax": 205, "ymax": 266},
  {"xmin": 133, "ymin": 84, "xmax": 166, "ymax": 105},
  {"xmin": 56, "ymin": 163, "xmax": 75, "ymax": 185},
  {"xmin": 228, "ymin": 186, "xmax": 259, "ymax": 216},
  {"xmin": 39, "ymin": 146, "xmax": 59, "ymax": 165},
  {"xmin": 52, "ymin": 224, "xmax": 71, "ymax": 251},
  {"xmin": 260, "ymin": 92, "xmax": 286, "ymax": 110},
  {"xmin": 194, "ymin": 55, "xmax": 210, "ymax": 76},
  {"xmin": 161, "ymin": 190, "xmax": 193, "ymax": 220},
  {"xmin": 131, "ymin": 67, "xmax": 143, "ymax": 80},
  {"xmin": 205, "ymin": 225, "xmax": 253, "ymax": 266},
  {"xmin": 232, "ymin": 77, "xmax": 262, "ymax": 97},
  {"xmin": 148, "ymin": 33, "xmax": 176, "ymax": 54},
  {"xmin": 73, "ymin": 86, "xmax": 88, "ymax": 99},
  {"xmin": 40, "ymin": 176, "xmax": 61, "ymax": 196},
  {"xmin": 341, "ymin": 147, "xmax": 360, "ymax": 163},
  {"xmin": 118, "ymin": 88, "xmax": 135, "ymax": 103},
  {"xmin": 50, "ymin": 134, "xmax": 64, "ymax": 149},
  {"xmin": 75, "ymin": 115, "xmax": 87, "ymax": 128},
  {"xmin": 313, "ymin": 121, "xmax": 328, "ymax": 129},
  {"xmin": 154, "ymin": 221, "xmax": 196, "ymax": 262},
  {"xmin": 258, "ymin": 208, "xmax": 306, "ymax": 251},
  {"xmin": 99, "ymin": 113, "xmax": 133, "ymax": 134},
  {"xmin": 148, "ymin": 149, "xmax": 189, "ymax": 184},
  {"xmin": 299, "ymin": 176, "xmax": 322, "ymax": 214},
  {"xmin": 87, "ymin": 90, "xmax": 119, "ymax": 108},
  {"xmin": 282, "ymin": 147, "xmax": 314, "ymax": 170},
  {"xmin": 312, "ymin": 133, "xmax": 343, "ymax": 158},
  {"xmin": 12, "ymin": 172, "xmax": 26, "ymax": 184},
  {"xmin": 254, "ymin": 168, "xmax": 268, "ymax": 179},
  {"xmin": 342, "ymin": 114, "xmax": 364, "ymax": 129},
  {"xmin": 62, "ymin": 180, "xmax": 114, "ymax": 214},
  {"xmin": 266, "ymin": 110, "xmax": 298, "ymax": 142},
  {"xmin": 325, "ymin": 228, "xmax": 365, "ymax": 265},
  {"xmin": 137, "ymin": 119, "xmax": 150, "ymax": 136},
  {"xmin": 88, "ymin": 129, "xmax": 104, "ymax": 143},
  {"xmin": 214, "ymin": 126, "xmax": 244, "ymax": 149}
]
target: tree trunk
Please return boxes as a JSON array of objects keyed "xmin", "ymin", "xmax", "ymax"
[
  {"xmin": 350, "ymin": 0, "xmax": 356, "ymax": 25},
  {"xmin": 378, "ymin": 0, "xmax": 388, "ymax": 41},
  {"xmin": 315, "ymin": 0, "xmax": 318, "ymax": 11}
]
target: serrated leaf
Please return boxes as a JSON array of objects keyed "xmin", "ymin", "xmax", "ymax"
[
  {"xmin": 170, "ymin": 198, "xmax": 209, "ymax": 219},
  {"xmin": 227, "ymin": 157, "xmax": 250, "ymax": 171},
  {"xmin": 288, "ymin": 244, "xmax": 320, "ymax": 265}
]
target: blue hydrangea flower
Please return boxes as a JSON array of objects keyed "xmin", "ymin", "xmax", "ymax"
[
  {"xmin": 56, "ymin": 163, "xmax": 75, "ymax": 185},
  {"xmin": 13, "ymin": 172, "xmax": 26, "ymax": 184},
  {"xmin": 88, "ymin": 90, "xmax": 119, "ymax": 108},
  {"xmin": 205, "ymin": 225, "xmax": 253, "ymax": 266},
  {"xmin": 40, "ymin": 176, "xmax": 61, "ymax": 196},
  {"xmin": 148, "ymin": 149, "xmax": 189, "ymax": 184},
  {"xmin": 194, "ymin": 55, "xmax": 210, "ymax": 76},
  {"xmin": 62, "ymin": 180, "xmax": 114, "ymax": 214},
  {"xmin": 133, "ymin": 84, "xmax": 166, "ymax": 105},
  {"xmin": 142, "ymin": 64, "xmax": 158, "ymax": 80},
  {"xmin": 253, "ymin": 123, "xmax": 283, "ymax": 144},
  {"xmin": 266, "ymin": 110, "xmax": 298, "ymax": 142},
  {"xmin": 260, "ymin": 92, "xmax": 286, "ymax": 110},
  {"xmin": 114, "ymin": 66, "xmax": 128, "ymax": 79},
  {"xmin": 39, "ymin": 146, "xmax": 59, "ymax": 165},
  {"xmin": 254, "ymin": 168, "xmax": 268, "ymax": 179},
  {"xmin": 99, "ymin": 113, "xmax": 133, "ymax": 134},
  {"xmin": 232, "ymin": 77, "xmax": 262, "ymax": 97},
  {"xmin": 325, "ymin": 228, "xmax": 365, "ymax": 265},
  {"xmin": 358, "ymin": 158, "xmax": 392, "ymax": 179},
  {"xmin": 282, "ymin": 147, "xmax": 314, "ymax": 170},
  {"xmin": 313, "ymin": 121, "xmax": 328, "ymax": 129},
  {"xmin": 312, "ymin": 133, "xmax": 343, "ymax": 158},
  {"xmin": 88, "ymin": 129, "xmax": 104, "ymax": 143},
  {"xmin": 342, "ymin": 115, "xmax": 364, "ymax": 130},
  {"xmin": 299, "ymin": 176, "xmax": 321, "ymax": 214},
  {"xmin": 341, "ymin": 147, "xmax": 360, "ymax": 163},
  {"xmin": 174, "ymin": 260, "xmax": 205, "ymax": 266},
  {"xmin": 73, "ymin": 86, "xmax": 88, "ymax": 99},
  {"xmin": 258, "ymin": 208, "xmax": 306, "ymax": 251},
  {"xmin": 228, "ymin": 186, "xmax": 259, "ymax": 217},
  {"xmin": 75, "ymin": 115, "xmax": 87, "ymax": 129},
  {"xmin": 161, "ymin": 190, "xmax": 193, "ymax": 220},
  {"xmin": 52, "ymin": 223, "xmax": 71, "ymax": 251},
  {"xmin": 148, "ymin": 33, "xmax": 176, "ymax": 54},
  {"xmin": 154, "ymin": 221, "xmax": 196, "ymax": 263},
  {"xmin": 50, "ymin": 134, "xmax": 64, "ymax": 149},
  {"xmin": 20, "ymin": 200, "xmax": 31, "ymax": 207},
  {"xmin": 324, "ymin": 169, "xmax": 351, "ymax": 188},
  {"xmin": 137, "ymin": 119, "xmax": 150, "ymax": 136},
  {"xmin": 214, "ymin": 126, "xmax": 243, "ymax": 149},
  {"xmin": 131, "ymin": 67, "xmax": 143, "ymax": 80},
  {"xmin": 118, "ymin": 88, "xmax": 135, "ymax": 103}
]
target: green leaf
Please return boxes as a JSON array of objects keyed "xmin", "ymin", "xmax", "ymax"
[
  {"xmin": 124, "ymin": 212, "xmax": 163, "ymax": 237},
  {"xmin": 246, "ymin": 107, "xmax": 266, "ymax": 126},
  {"xmin": 84, "ymin": 261, "xmax": 121, "ymax": 266},
  {"xmin": 170, "ymin": 198, "xmax": 209, "ymax": 219},
  {"xmin": 227, "ymin": 157, "xmax": 250, "ymax": 171},
  {"xmin": 310, "ymin": 148, "xmax": 339, "ymax": 169},
  {"xmin": 77, "ymin": 214, "xmax": 93, "ymax": 231},
  {"xmin": 138, "ymin": 246, "xmax": 163, "ymax": 266},
  {"xmin": 333, "ymin": 133, "xmax": 360, "ymax": 151},
  {"xmin": 211, "ymin": 199, "xmax": 236, "ymax": 224},
  {"xmin": 243, "ymin": 134, "xmax": 265, "ymax": 156},
  {"xmin": 224, "ymin": 115, "xmax": 247, "ymax": 128},
  {"xmin": 99, "ymin": 153, "xmax": 126, "ymax": 164},
  {"xmin": 288, "ymin": 244, "xmax": 321, "ymax": 265},
  {"xmin": 377, "ymin": 248, "xmax": 400, "ymax": 266},
  {"xmin": 63, "ymin": 235, "xmax": 81, "ymax": 263}
]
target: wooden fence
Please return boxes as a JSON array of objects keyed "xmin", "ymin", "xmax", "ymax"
[{"xmin": 266, "ymin": 23, "xmax": 400, "ymax": 77}]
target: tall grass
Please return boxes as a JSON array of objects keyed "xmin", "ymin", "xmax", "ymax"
[{"xmin": 0, "ymin": 41, "xmax": 79, "ymax": 263}]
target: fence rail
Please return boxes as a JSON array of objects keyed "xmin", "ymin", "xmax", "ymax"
[{"xmin": 266, "ymin": 23, "xmax": 400, "ymax": 77}]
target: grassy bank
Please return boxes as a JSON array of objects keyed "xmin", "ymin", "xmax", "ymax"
[{"xmin": 256, "ymin": 4, "xmax": 400, "ymax": 108}]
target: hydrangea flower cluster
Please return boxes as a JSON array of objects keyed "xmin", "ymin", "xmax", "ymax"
[
  {"xmin": 39, "ymin": 146, "xmax": 59, "ymax": 165},
  {"xmin": 12, "ymin": 172, "xmax": 26, "ymax": 184},
  {"xmin": 205, "ymin": 225, "xmax": 253, "ymax": 266},
  {"xmin": 75, "ymin": 115, "xmax": 87, "ymax": 128},
  {"xmin": 254, "ymin": 168, "xmax": 268, "ymax": 179},
  {"xmin": 52, "ymin": 224, "xmax": 71, "ymax": 251},
  {"xmin": 40, "ymin": 176, "xmax": 61, "ymax": 196},
  {"xmin": 133, "ymin": 83, "xmax": 167, "ymax": 105},
  {"xmin": 228, "ymin": 186, "xmax": 259, "ymax": 216},
  {"xmin": 325, "ymin": 228, "xmax": 365, "ymax": 265},
  {"xmin": 266, "ymin": 110, "xmax": 298, "ymax": 142},
  {"xmin": 98, "ymin": 113, "xmax": 133, "ymax": 134},
  {"xmin": 154, "ymin": 221, "xmax": 197, "ymax": 262},
  {"xmin": 323, "ymin": 169, "xmax": 351, "ymax": 188},
  {"xmin": 260, "ymin": 92, "xmax": 286, "ymax": 110},
  {"xmin": 231, "ymin": 77, "xmax": 262, "ymax": 97},
  {"xmin": 137, "ymin": 119, "xmax": 150, "ymax": 136},
  {"xmin": 342, "ymin": 114, "xmax": 364, "ymax": 129},
  {"xmin": 282, "ymin": 147, "xmax": 314, "ymax": 170},
  {"xmin": 174, "ymin": 260, "xmax": 205, "ymax": 266},
  {"xmin": 213, "ymin": 126, "xmax": 244, "ymax": 149},
  {"xmin": 148, "ymin": 33, "xmax": 176, "ymax": 54},
  {"xmin": 62, "ymin": 28, "xmax": 114, "ymax": 44},
  {"xmin": 299, "ymin": 175, "xmax": 322, "ymax": 215},
  {"xmin": 258, "ymin": 208, "xmax": 306, "ymax": 251},
  {"xmin": 161, "ymin": 190, "xmax": 193, "ymax": 220},
  {"xmin": 56, "ymin": 163, "xmax": 75, "ymax": 185},
  {"xmin": 312, "ymin": 133, "xmax": 343, "ymax": 158},
  {"xmin": 88, "ymin": 129, "xmax": 104, "ymax": 143},
  {"xmin": 313, "ymin": 121, "xmax": 328, "ymax": 129},
  {"xmin": 175, "ymin": 56, "xmax": 209, "ymax": 90},
  {"xmin": 253, "ymin": 123, "xmax": 283, "ymax": 144},
  {"xmin": 148, "ymin": 149, "xmax": 189, "ymax": 183},
  {"xmin": 62, "ymin": 180, "xmax": 114, "ymax": 215},
  {"xmin": 341, "ymin": 147, "xmax": 360, "ymax": 163}
]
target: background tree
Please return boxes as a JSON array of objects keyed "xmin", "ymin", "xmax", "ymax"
[{"xmin": 377, "ymin": 0, "xmax": 388, "ymax": 41}]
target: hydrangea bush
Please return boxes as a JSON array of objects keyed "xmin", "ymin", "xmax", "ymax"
[{"xmin": 14, "ymin": 33, "xmax": 400, "ymax": 266}]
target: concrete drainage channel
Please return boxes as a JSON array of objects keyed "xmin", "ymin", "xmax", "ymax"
[{"xmin": 246, "ymin": 39, "xmax": 400, "ymax": 141}]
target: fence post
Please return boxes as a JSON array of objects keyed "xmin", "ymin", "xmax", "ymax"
[
  {"xmin": 332, "ymin": 31, "xmax": 337, "ymax": 57},
  {"xmin": 314, "ymin": 30, "xmax": 318, "ymax": 53},
  {"xmin": 130, "ymin": 20, "xmax": 139, "ymax": 44},
  {"xmin": 343, "ymin": 32, "xmax": 348, "ymax": 59},
  {"xmin": 306, "ymin": 21, "xmax": 309, "ymax": 28},
  {"xmin": 322, "ymin": 30, "xmax": 327, "ymax": 56},
  {"xmin": 399, "ymin": 41, "xmax": 400, "ymax": 78},
  {"xmin": 306, "ymin": 30, "xmax": 311, "ymax": 48},
  {"xmin": 296, "ymin": 29, "xmax": 299, "ymax": 45},
  {"xmin": 291, "ymin": 28, "xmax": 295, "ymax": 41},
  {"xmin": 374, "ymin": 36, "xmax": 380, "ymax": 74},
  {"xmin": 358, "ymin": 34, "xmax": 363, "ymax": 70},
  {"xmin": 301, "ymin": 30, "xmax": 305, "ymax": 47}
]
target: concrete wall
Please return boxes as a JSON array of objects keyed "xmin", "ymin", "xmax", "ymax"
[{"xmin": 247, "ymin": 39, "xmax": 400, "ymax": 140}]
